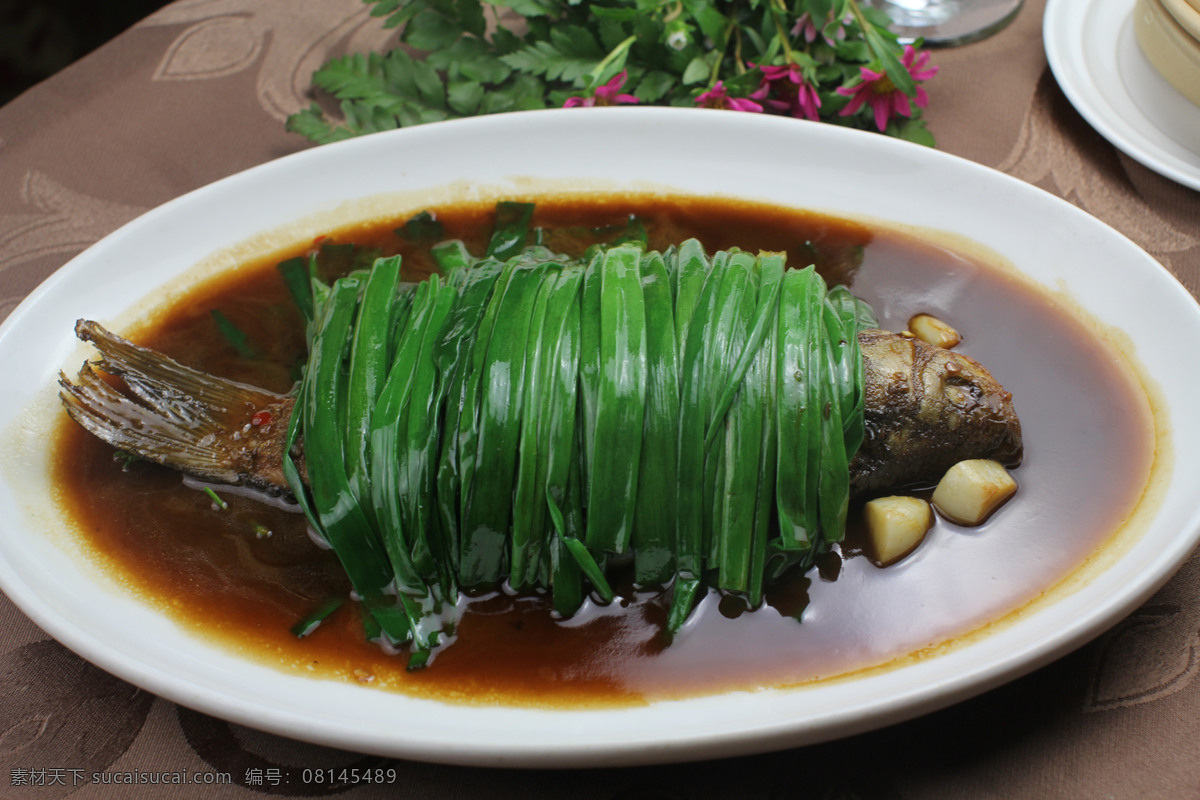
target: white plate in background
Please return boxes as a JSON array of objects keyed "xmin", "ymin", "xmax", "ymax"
[{"xmin": 1044, "ymin": 0, "xmax": 1200, "ymax": 190}]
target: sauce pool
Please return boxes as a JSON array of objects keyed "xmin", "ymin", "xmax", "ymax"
[{"xmin": 52, "ymin": 195, "xmax": 1155, "ymax": 707}]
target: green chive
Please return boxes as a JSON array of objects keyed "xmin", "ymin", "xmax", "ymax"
[
  {"xmin": 631, "ymin": 250, "xmax": 679, "ymax": 585},
  {"xmin": 586, "ymin": 244, "xmax": 647, "ymax": 556},
  {"xmin": 277, "ymin": 256, "xmax": 315, "ymax": 322},
  {"xmin": 433, "ymin": 257, "xmax": 504, "ymax": 564},
  {"xmin": 510, "ymin": 261, "xmax": 562, "ymax": 588},
  {"xmin": 775, "ymin": 267, "xmax": 816, "ymax": 553},
  {"xmin": 459, "ymin": 253, "xmax": 546, "ymax": 586},
  {"xmin": 541, "ymin": 268, "xmax": 586, "ymax": 611},
  {"xmin": 291, "ymin": 596, "xmax": 346, "ymax": 638},
  {"xmin": 486, "ymin": 201, "xmax": 536, "ymax": 259},
  {"xmin": 345, "ymin": 255, "xmax": 402, "ymax": 525},
  {"xmin": 203, "ymin": 486, "xmax": 228, "ymax": 510},
  {"xmin": 301, "ymin": 276, "xmax": 408, "ymax": 643},
  {"xmin": 670, "ymin": 247, "xmax": 722, "ymax": 633},
  {"xmin": 210, "ymin": 309, "xmax": 259, "ymax": 359}
]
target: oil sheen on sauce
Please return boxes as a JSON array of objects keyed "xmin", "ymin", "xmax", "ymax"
[{"xmin": 52, "ymin": 195, "xmax": 1155, "ymax": 708}]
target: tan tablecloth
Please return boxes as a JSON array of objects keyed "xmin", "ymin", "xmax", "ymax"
[{"xmin": 1, "ymin": 1, "xmax": 1198, "ymax": 797}]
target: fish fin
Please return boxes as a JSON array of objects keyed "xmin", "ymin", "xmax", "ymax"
[{"xmin": 59, "ymin": 320, "xmax": 295, "ymax": 495}]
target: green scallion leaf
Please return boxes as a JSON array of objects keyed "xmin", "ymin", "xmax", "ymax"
[
  {"xmin": 585, "ymin": 244, "xmax": 647, "ymax": 556},
  {"xmin": 291, "ymin": 596, "xmax": 346, "ymax": 638},
  {"xmin": 203, "ymin": 486, "xmax": 228, "ymax": 510},
  {"xmin": 210, "ymin": 309, "xmax": 259, "ymax": 359}
]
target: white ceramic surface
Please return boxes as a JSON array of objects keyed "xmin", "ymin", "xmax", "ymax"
[
  {"xmin": 1044, "ymin": 0, "xmax": 1200, "ymax": 191},
  {"xmin": 0, "ymin": 108, "xmax": 1198, "ymax": 768}
]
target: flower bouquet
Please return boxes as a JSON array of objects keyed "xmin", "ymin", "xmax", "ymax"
[{"xmin": 288, "ymin": 0, "xmax": 939, "ymax": 145}]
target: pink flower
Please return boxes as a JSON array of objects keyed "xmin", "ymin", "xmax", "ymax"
[
  {"xmin": 755, "ymin": 63, "xmax": 822, "ymax": 121},
  {"xmin": 563, "ymin": 70, "xmax": 640, "ymax": 108},
  {"xmin": 792, "ymin": 11, "xmax": 850, "ymax": 45},
  {"xmin": 794, "ymin": 81, "xmax": 822, "ymax": 121},
  {"xmin": 904, "ymin": 44, "xmax": 939, "ymax": 87},
  {"xmin": 695, "ymin": 81, "xmax": 763, "ymax": 113},
  {"xmin": 836, "ymin": 45, "xmax": 938, "ymax": 132},
  {"xmin": 759, "ymin": 63, "xmax": 804, "ymax": 86},
  {"xmin": 792, "ymin": 12, "xmax": 821, "ymax": 42}
]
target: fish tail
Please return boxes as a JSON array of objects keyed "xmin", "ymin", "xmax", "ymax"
[{"xmin": 59, "ymin": 320, "xmax": 295, "ymax": 496}]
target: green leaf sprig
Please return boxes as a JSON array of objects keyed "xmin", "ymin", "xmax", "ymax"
[{"xmin": 288, "ymin": 0, "xmax": 939, "ymax": 147}]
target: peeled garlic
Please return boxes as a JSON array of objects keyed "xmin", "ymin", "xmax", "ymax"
[
  {"xmin": 865, "ymin": 495, "xmax": 934, "ymax": 565},
  {"xmin": 931, "ymin": 459, "xmax": 1017, "ymax": 526},
  {"xmin": 908, "ymin": 313, "xmax": 961, "ymax": 349}
]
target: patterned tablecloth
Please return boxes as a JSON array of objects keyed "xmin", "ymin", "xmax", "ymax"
[{"xmin": 1, "ymin": 0, "xmax": 1198, "ymax": 797}]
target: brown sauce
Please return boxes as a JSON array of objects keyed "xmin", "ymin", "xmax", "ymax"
[{"xmin": 52, "ymin": 195, "xmax": 1155, "ymax": 707}]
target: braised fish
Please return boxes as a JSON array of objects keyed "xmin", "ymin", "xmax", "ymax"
[
  {"xmin": 852, "ymin": 328, "xmax": 1022, "ymax": 494},
  {"xmin": 60, "ymin": 322, "xmax": 1022, "ymax": 502},
  {"xmin": 57, "ymin": 240, "xmax": 1023, "ymax": 658}
]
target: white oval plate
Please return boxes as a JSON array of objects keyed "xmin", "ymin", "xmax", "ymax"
[
  {"xmin": 1044, "ymin": 0, "xmax": 1200, "ymax": 191},
  {"xmin": 0, "ymin": 108, "xmax": 1197, "ymax": 768}
]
